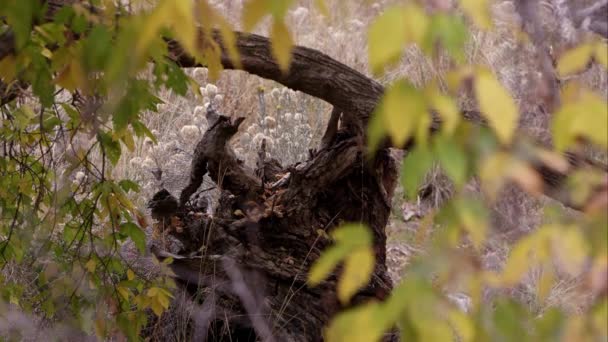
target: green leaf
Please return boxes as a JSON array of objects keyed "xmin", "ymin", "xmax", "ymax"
[
  {"xmin": 455, "ymin": 197, "xmax": 488, "ymax": 249},
  {"xmin": 368, "ymin": 6, "xmax": 407, "ymax": 74},
  {"xmin": 425, "ymin": 14, "xmax": 468, "ymax": 63},
  {"xmin": 338, "ymin": 248, "xmax": 375, "ymax": 304},
  {"xmin": 4, "ymin": 0, "xmax": 38, "ymax": 49},
  {"xmin": 98, "ymin": 132, "xmax": 122, "ymax": 165},
  {"xmin": 493, "ymin": 299, "xmax": 529, "ymax": 341},
  {"xmin": 121, "ymin": 222, "xmax": 146, "ymax": 254},
  {"xmin": 429, "ymin": 91, "xmax": 460, "ymax": 135},
  {"xmin": 82, "ymin": 25, "xmax": 112, "ymax": 71},
  {"xmin": 434, "ymin": 135, "xmax": 468, "ymax": 187},
  {"xmin": 366, "ymin": 110, "xmax": 387, "ymax": 156},
  {"xmin": 401, "ymin": 145, "xmax": 434, "ymax": 200},
  {"xmin": 475, "ymin": 68, "xmax": 519, "ymax": 144},
  {"xmin": 332, "ymin": 223, "xmax": 373, "ymax": 248},
  {"xmin": 376, "ymin": 80, "xmax": 427, "ymax": 147},
  {"xmin": 119, "ymin": 180, "xmax": 141, "ymax": 193}
]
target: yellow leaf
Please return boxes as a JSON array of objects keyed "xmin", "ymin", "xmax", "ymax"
[
  {"xmin": 157, "ymin": 291, "xmax": 171, "ymax": 309},
  {"xmin": 147, "ymin": 287, "xmax": 159, "ymax": 297},
  {"xmin": 120, "ymin": 130, "xmax": 136, "ymax": 152},
  {"xmin": 403, "ymin": 4, "xmax": 429, "ymax": 45},
  {"xmin": 550, "ymin": 226, "xmax": 588, "ymax": 276},
  {"xmin": 460, "ymin": 0, "xmax": 492, "ymax": 30},
  {"xmin": 456, "ymin": 198, "xmax": 488, "ymax": 250},
  {"xmin": 509, "ymin": 161, "xmax": 543, "ymax": 196},
  {"xmin": 338, "ymin": 248, "xmax": 375, "ymax": 304},
  {"xmin": 85, "ymin": 259, "xmax": 97, "ymax": 273},
  {"xmin": 0, "ymin": 55, "xmax": 17, "ymax": 82},
  {"xmin": 536, "ymin": 263, "xmax": 554, "ymax": 305},
  {"xmin": 553, "ymin": 88, "xmax": 608, "ymax": 150},
  {"xmin": 378, "ymin": 80, "xmax": 427, "ymax": 147},
  {"xmin": 557, "ymin": 43, "xmax": 594, "ymax": 77},
  {"xmin": 308, "ymin": 245, "xmax": 349, "ymax": 286},
  {"xmin": 314, "ymin": 0, "xmax": 329, "ymax": 16},
  {"xmin": 475, "ymin": 69, "xmax": 519, "ymax": 144},
  {"xmin": 368, "ymin": 6, "xmax": 407, "ymax": 75},
  {"xmin": 217, "ymin": 16, "xmax": 242, "ymax": 69},
  {"xmin": 150, "ymin": 298, "xmax": 165, "ymax": 316},
  {"xmin": 479, "ymin": 152, "xmax": 510, "ymax": 201},
  {"xmin": 325, "ymin": 301, "xmax": 385, "ymax": 342},
  {"xmin": 117, "ymin": 286, "xmax": 130, "ymax": 300},
  {"xmin": 270, "ymin": 19, "xmax": 293, "ymax": 73},
  {"xmin": 429, "ymin": 91, "xmax": 460, "ymax": 135},
  {"xmin": 448, "ymin": 309, "xmax": 474, "ymax": 342},
  {"xmin": 501, "ymin": 227, "xmax": 552, "ymax": 286},
  {"xmin": 594, "ymin": 42, "xmax": 608, "ymax": 69},
  {"xmin": 55, "ymin": 60, "xmax": 86, "ymax": 92},
  {"xmin": 135, "ymin": 1, "xmax": 171, "ymax": 60},
  {"xmin": 127, "ymin": 269, "xmax": 135, "ymax": 280},
  {"xmin": 170, "ymin": 0, "xmax": 198, "ymax": 58},
  {"xmin": 242, "ymin": 0, "xmax": 269, "ymax": 31}
]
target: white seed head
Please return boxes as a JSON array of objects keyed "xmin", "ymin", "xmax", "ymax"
[
  {"xmin": 332, "ymin": 32, "xmax": 345, "ymax": 41},
  {"xmin": 265, "ymin": 139, "xmax": 275, "ymax": 150},
  {"xmin": 240, "ymin": 132, "xmax": 252, "ymax": 144},
  {"xmin": 294, "ymin": 113, "xmax": 303, "ymax": 122},
  {"xmin": 193, "ymin": 67, "xmax": 208, "ymax": 79},
  {"xmin": 213, "ymin": 94, "xmax": 224, "ymax": 104},
  {"xmin": 247, "ymin": 124, "xmax": 260, "ymax": 135},
  {"xmin": 205, "ymin": 84, "xmax": 218, "ymax": 97},
  {"xmin": 194, "ymin": 105, "xmax": 205, "ymax": 116},
  {"xmin": 349, "ymin": 19, "xmax": 364, "ymax": 29},
  {"xmin": 180, "ymin": 125, "xmax": 201, "ymax": 142},
  {"xmin": 193, "ymin": 115, "xmax": 209, "ymax": 129},
  {"xmin": 264, "ymin": 116, "xmax": 277, "ymax": 128},
  {"xmin": 142, "ymin": 157, "xmax": 156, "ymax": 169},
  {"xmin": 75, "ymin": 171, "xmax": 86, "ymax": 183},
  {"xmin": 163, "ymin": 140, "xmax": 178, "ymax": 153},
  {"xmin": 252, "ymin": 132, "xmax": 270, "ymax": 147},
  {"xmin": 271, "ymin": 88, "xmax": 281, "ymax": 99},
  {"xmin": 199, "ymin": 87, "xmax": 208, "ymax": 97},
  {"xmin": 284, "ymin": 112, "xmax": 293, "ymax": 122},
  {"xmin": 156, "ymin": 103, "xmax": 168, "ymax": 112},
  {"xmin": 292, "ymin": 6, "xmax": 309, "ymax": 21},
  {"xmin": 129, "ymin": 157, "xmax": 143, "ymax": 168}
]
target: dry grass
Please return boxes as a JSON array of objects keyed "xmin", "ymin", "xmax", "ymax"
[{"xmin": 4, "ymin": 0, "xmax": 604, "ymax": 336}]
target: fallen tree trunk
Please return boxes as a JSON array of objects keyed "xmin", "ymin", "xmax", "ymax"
[{"xmin": 148, "ymin": 109, "xmax": 397, "ymax": 341}]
